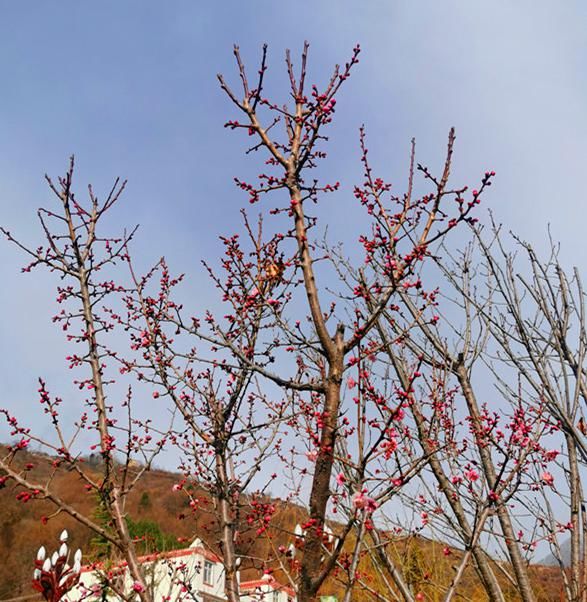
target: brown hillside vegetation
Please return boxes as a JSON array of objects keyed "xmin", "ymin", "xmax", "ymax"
[{"xmin": 0, "ymin": 448, "xmax": 564, "ymax": 601}]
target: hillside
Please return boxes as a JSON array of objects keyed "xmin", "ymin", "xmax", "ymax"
[{"xmin": 0, "ymin": 448, "xmax": 564, "ymax": 601}]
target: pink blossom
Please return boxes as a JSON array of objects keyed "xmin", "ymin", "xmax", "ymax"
[
  {"xmin": 541, "ymin": 471, "xmax": 554, "ymax": 487},
  {"xmin": 352, "ymin": 492, "xmax": 378, "ymax": 513},
  {"xmin": 132, "ymin": 582, "xmax": 145, "ymax": 593},
  {"xmin": 16, "ymin": 438, "xmax": 30, "ymax": 450},
  {"xmin": 306, "ymin": 449, "xmax": 318, "ymax": 462},
  {"xmin": 346, "ymin": 376, "xmax": 357, "ymax": 389},
  {"xmin": 465, "ymin": 469, "xmax": 479, "ymax": 482},
  {"xmin": 172, "ymin": 483, "xmax": 182, "ymax": 492},
  {"xmin": 335, "ymin": 472, "xmax": 346, "ymax": 486},
  {"xmin": 543, "ymin": 449, "xmax": 560, "ymax": 461},
  {"xmin": 381, "ymin": 438, "xmax": 397, "ymax": 459}
]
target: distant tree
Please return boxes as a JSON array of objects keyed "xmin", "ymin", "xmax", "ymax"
[
  {"xmin": 126, "ymin": 517, "xmax": 178, "ymax": 555},
  {"xmin": 138, "ymin": 491, "xmax": 152, "ymax": 513}
]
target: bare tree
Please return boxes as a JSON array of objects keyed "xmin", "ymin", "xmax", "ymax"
[
  {"xmin": 1, "ymin": 160, "xmax": 167, "ymax": 601},
  {"xmin": 211, "ymin": 42, "xmax": 486, "ymax": 601},
  {"xmin": 120, "ymin": 217, "xmax": 293, "ymax": 602},
  {"xmin": 0, "ymin": 42, "xmax": 497, "ymax": 602},
  {"xmin": 362, "ymin": 217, "xmax": 587, "ymax": 602},
  {"xmin": 455, "ymin": 222, "xmax": 587, "ymax": 602}
]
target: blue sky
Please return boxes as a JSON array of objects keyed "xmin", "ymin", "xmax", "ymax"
[{"xmin": 1, "ymin": 1, "xmax": 587, "ymax": 453}]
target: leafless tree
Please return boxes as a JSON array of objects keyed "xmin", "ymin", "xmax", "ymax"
[
  {"xmin": 0, "ymin": 42, "xmax": 500, "ymax": 602},
  {"xmin": 1, "ymin": 160, "xmax": 166, "ymax": 601},
  {"xmin": 454, "ymin": 222, "xmax": 587, "ymax": 601},
  {"xmin": 211, "ymin": 42, "xmax": 487, "ymax": 602}
]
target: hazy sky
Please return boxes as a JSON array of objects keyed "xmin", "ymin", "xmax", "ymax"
[{"xmin": 1, "ymin": 1, "xmax": 586, "ymax": 455}]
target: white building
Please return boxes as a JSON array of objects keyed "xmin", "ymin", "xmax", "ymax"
[
  {"xmin": 69, "ymin": 538, "xmax": 226, "ymax": 602},
  {"xmin": 67, "ymin": 539, "xmax": 296, "ymax": 602}
]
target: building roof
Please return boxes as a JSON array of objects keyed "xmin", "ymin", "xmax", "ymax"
[
  {"xmin": 81, "ymin": 543, "xmax": 221, "ymax": 574},
  {"xmin": 240, "ymin": 575, "xmax": 296, "ymax": 597}
]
